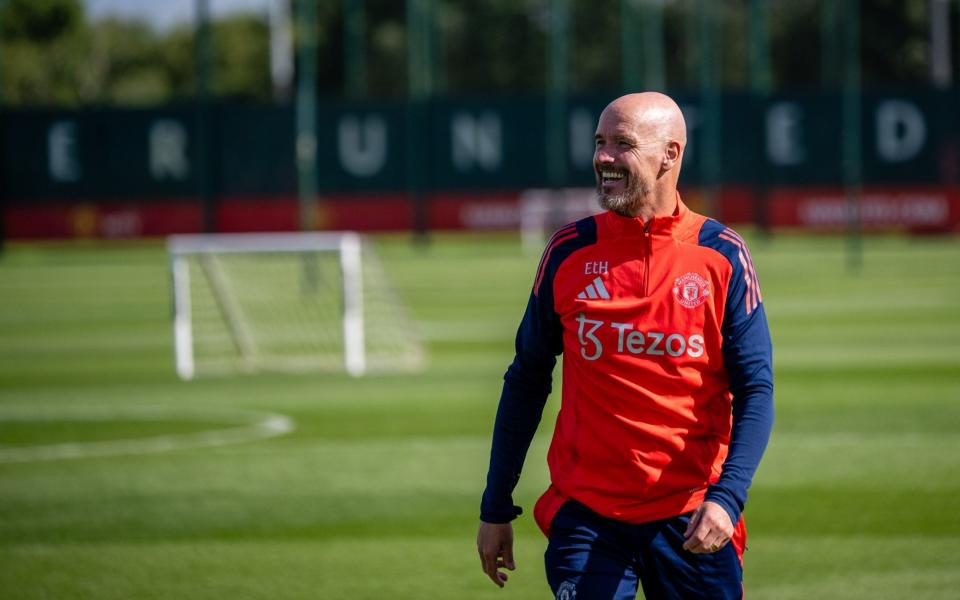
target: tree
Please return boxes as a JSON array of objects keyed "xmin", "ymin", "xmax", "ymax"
[
  {"xmin": 0, "ymin": 0, "xmax": 954, "ymax": 106},
  {"xmin": 0, "ymin": 0, "xmax": 83, "ymax": 42},
  {"xmin": 212, "ymin": 15, "xmax": 271, "ymax": 101},
  {"xmin": 0, "ymin": 0, "xmax": 88, "ymax": 104}
]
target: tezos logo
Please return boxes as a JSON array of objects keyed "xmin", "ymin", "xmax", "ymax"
[
  {"xmin": 673, "ymin": 272, "xmax": 710, "ymax": 308},
  {"xmin": 575, "ymin": 313, "xmax": 705, "ymax": 361}
]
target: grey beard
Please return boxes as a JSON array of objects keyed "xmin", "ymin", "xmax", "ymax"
[{"xmin": 597, "ymin": 175, "xmax": 651, "ymax": 217}]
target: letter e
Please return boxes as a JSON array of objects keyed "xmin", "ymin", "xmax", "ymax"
[{"xmin": 49, "ymin": 121, "xmax": 81, "ymax": 182}]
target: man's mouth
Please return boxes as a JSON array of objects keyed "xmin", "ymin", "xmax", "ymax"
[{"xmin": 600, "ymin": 170, "xmax": 625, "ymax": 185}]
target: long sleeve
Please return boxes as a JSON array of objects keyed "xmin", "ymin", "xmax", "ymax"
[
  {"xmin": 703, "ymin": 232, "xmax": 775, "ymax": 526},
  {"xmin": 480, "ymin": 252, "xmax": 565, "ymax": 523}
]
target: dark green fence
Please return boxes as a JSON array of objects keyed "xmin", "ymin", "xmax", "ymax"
[{"xmin": 3, "ymin": 90, "xmax": 958, "ymax": 203}]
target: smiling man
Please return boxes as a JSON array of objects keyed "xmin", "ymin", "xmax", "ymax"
[{"xmin": 477, "ymin": 92, "xmax": 774, "ymax": 599}]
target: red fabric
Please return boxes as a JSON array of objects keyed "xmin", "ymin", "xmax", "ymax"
[
  {"xmin": 538, "ymin": 198, "xmax": 739, "ymax": 525},
  {"xmin": 732, "ymin": 514, "xmax": 747, "ymax": 566},
  {"xmin": 533, "ymin": 485, "xmax": 570, "ymax": 537}
]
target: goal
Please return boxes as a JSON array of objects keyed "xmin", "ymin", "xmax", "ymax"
[{"xmin": 167, "ymin": 232, "xmax": 424, "ymax": 379}]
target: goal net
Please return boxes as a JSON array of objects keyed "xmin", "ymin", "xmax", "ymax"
[{"xmin": 167, "ymin": 232, "xmax": 424, "ymax": 379}]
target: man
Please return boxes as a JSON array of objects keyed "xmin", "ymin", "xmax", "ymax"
[{"xmin": 476, "ymin": 92, "xmax": 774, "ymax": 599}]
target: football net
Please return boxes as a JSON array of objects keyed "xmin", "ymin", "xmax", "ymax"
[{"xmin": 167, "ymin": 232, "xmax": 424, "ymax": 379}]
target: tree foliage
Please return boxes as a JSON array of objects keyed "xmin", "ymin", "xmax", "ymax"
[
  {"xmin": 0, "ymin": 0, "xmax": 954, "ymax": 106},
  {"xmin": 0, "ymin": 0, "xmax": 271, "ymax": 105},
  {"xmin": 1, "ymin": 0, "xmax": 83, "ymax": 42}
]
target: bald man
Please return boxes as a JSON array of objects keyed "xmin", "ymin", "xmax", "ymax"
[{"xmin": 477, "ymin": 92, "xmax": 774, "ymax": 599}]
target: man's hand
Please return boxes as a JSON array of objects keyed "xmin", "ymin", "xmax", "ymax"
[
  {"xmin": 477, "ymin": 521, "xmax": 516, "ymax": 587},
  {"xmin": 682, "ymin": 501, "xmax": 734, "ymax": 554}
]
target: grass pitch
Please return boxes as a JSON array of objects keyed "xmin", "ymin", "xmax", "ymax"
[{"xmin": 1, "ymin": 232, "xmax": 959, "ymax": 599}]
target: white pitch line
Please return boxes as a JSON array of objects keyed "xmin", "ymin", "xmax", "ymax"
[{"xmin": 0, "ymin": 407, "xmax": 295, "ymax": 464}]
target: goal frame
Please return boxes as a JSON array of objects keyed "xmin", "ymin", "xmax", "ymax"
[{"xmin": 167, "ymin": 231, "xmax": 366, "ymax": 380}]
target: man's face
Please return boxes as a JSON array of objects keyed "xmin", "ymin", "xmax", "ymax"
[{"xmin": 593, "ymin": 107, "xmax": 663, "ymax": 216}]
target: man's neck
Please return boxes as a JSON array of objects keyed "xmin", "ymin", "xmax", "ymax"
[{"xmin": 630, "ymin": 188, "xmax": 677, "ymax": 223}]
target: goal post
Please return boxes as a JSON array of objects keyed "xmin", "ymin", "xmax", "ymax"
[
  {"xmin": 167, "ymin": 232, "xmax": 423, "ymax": 379},
  {"xmin": 338, "ymin": 233, "xmax": 365, "ymax": 377}
]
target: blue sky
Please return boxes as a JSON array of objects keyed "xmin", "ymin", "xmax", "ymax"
[{"xmin": 85, "ymin": 0, "xmax": 273, "ymax": 30}]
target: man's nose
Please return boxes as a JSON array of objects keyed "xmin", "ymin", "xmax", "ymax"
[{"xmin": 595, "ymin": 147, "xmax": 615, "ymax": 163}]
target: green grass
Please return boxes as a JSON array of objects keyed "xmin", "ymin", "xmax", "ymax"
[
  {"xmin": 0, "ymin": 418, "xmax": 225, "ymax": 447},
  {"xmin": 1, "ymin": 232, "xmax": 959, "ymax": 599}
]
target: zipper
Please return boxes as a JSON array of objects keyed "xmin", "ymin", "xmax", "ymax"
[{"xmin": 642, "ymin": 221, "xmax": 652, "ymax": 297}]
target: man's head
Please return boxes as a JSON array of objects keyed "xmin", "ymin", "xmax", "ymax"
[{"xmin": 594, "ymin": 92, "xmax": 687, "ymax": 218}]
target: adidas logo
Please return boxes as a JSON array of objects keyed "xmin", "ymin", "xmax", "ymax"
[{"xmin": 577, "ymin": 277, "xmax": 610, "ymax": 300}]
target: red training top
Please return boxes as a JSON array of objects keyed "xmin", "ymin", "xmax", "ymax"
[{"xmin": 481, "ymin": 196, "xmax": 774, "ymax": 535}]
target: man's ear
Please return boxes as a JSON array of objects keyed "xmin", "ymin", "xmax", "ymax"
[{"xmin": 662, "ymin": 140, "xmax": 682, "ymax": 171}]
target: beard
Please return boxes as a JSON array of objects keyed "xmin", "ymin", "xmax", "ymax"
[{"xmin": 596, "ymin": 172, "xmax": 652, "ymax": 217}]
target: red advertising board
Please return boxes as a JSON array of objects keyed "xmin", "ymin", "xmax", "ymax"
[{"xmin": 5, "ymin": 186, "xmax": 959, "ymax": 239}]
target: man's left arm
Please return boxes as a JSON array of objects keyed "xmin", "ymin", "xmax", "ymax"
[
  {"xmin": 705, "ymin": 300, "xmax": 774, "ymax": 526},
  {"xmin": 685, "ymin": 234, "xmax": 774, "ymax": 553}
]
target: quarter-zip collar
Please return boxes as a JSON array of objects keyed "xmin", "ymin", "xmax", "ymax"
[
  {"xmin": 598, "ymin": 192, "xmax": 696, "ymax": 297},
  {"xmin": 602, "ymin": 192, "xmax": 695, "ymax": 241}
]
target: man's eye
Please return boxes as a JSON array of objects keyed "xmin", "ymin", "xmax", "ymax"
[{"xmin": 618, "ymin": 141, "xmax": 632, "ymax": 148}]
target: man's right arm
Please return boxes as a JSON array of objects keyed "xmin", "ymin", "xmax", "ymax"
[
  {"xmin": 477, "ymin": 223, "xmax": 582, "ymax": 587},
  {"xmin": 479, "ymin": 290, "xmax": 560, "ymax": 522},
  {"xmin": 480, "ymin": 221, "xmax": 587, "ymax": 520},
  {"xmin": 477, "ymin": 288, "xmax": 560, "ymax": 588}
]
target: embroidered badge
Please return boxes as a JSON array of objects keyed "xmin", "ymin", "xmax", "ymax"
[
  {"xmin": 673, "ymin": 272, "xmax": 710, "ymax": 308},
  {"xmin": 556, "ymin": 581, "xmax": 577, "ymax": 600}
]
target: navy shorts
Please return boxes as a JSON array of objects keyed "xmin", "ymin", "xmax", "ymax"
[{"xmin": 545, "ymin": 501, "xmax": 744, "ymax": 600}]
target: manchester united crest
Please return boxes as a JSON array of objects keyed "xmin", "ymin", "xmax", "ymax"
[
  {"xmin": 556, "ymin": 581, "xmax": 577, "ymax": 600},
  {"xmin": 673, "ymin": 272, "xmax": 710, "ymax": 308}
]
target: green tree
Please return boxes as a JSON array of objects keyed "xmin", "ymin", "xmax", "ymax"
[
  {"xmin": 212, "ymin": 15, "xmax": 271, "ymax": 101},
  {"xmin": 159, "ymin": 25, "xmax": 198, "ymax": 100},
  {"xmin": 0, "ymin": 0, "xmax": 88, "ymax": 104},
  {"xmin": 0, "ymin": 0, "xmax": 82, "ymax": 42},
  {"xmin": 0, "ymin": 0, "xmax": 273, "ymax": 105},
  {"xmin": 0, "ymin": 0, "xmax": 953, "ymax": 106},
  {"xmin": 157, "ymin": 15, "xmax": 273, "ymax": 103},
  {"xmin": 441, "ymin": 0, "xmax": 548, "ymax": 94},
  {"xmin": 80, "ymin": 19, "xmax": 166, "ymax": 104}
]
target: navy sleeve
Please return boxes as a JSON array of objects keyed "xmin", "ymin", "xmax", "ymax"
[
  {"xmin": 479, "ymin": 222, "xmax": 592, "ymax": 523},
  {"xmin": 699, "ymin": 222, "xmax": 775, "ymax": 526},
  {"xmin": 479, "ymin": 290, "xmax": 561, "ymax": 522}
]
